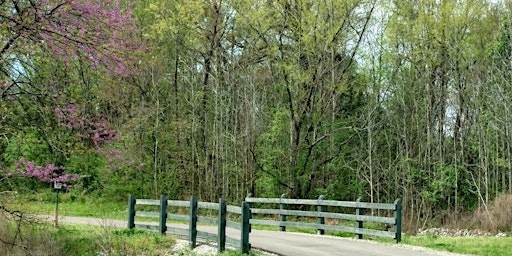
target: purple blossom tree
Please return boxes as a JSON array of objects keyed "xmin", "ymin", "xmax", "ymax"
[{"xmin": 0, "ymin": 0, "xmax": 139, "ymax": 186}]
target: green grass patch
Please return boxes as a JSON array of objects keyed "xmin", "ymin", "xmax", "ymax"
[
  {"xmin": 3, "ymin": 191, "xmax": 127, "ymax": 219},
  {"xmin": 52, "ymin": 225, "xmax": 177, "ymax": 256},
  {"xmin": 399, "ymin": 235, "xmax": 512, "ymax": 256}
]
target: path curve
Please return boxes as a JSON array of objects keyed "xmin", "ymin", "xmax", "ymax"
[{"xmin": 38, "ymin": 216, "xmax": 467, "ymax": 256}]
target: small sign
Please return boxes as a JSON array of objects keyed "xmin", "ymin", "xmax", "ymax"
[{"xmin": 54, "ymin": 182, "xmax": 62, "ymax": 190}]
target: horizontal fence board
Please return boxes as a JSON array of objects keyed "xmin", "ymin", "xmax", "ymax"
[
  {"xmin": 226, "ymin": 236, "xmax": 240, "ymax": 247},
  {"xmin": 197, "ymin": 216, "xmax": 218, "ymax": 225},
  {"xmin": 167, "ymin": 200, "xmax": 190, "ymax": 207},
  {"xmin": 135, "ymin": 211, "xmax": 159, "ymax": 218},
  {"xmin": 134, "ymin": 223, "xmax": 159, "ymax": 231},
  {"xmin": 197, "ymin": 230, "xmax": 218, "ymax": 241},
  {"xmin": 320, "ymin": 200, "xmax": 395, "ymax": 210},
  {"xmin": 248, "ymin": 220, "xmax": 395, "ymax": 238},
  {"xmin": 226, "ymin": 205, "xmax": 242, "ymax": 214},
  {"xmin": 345, "ymin": 214, "xmax": 395, "ymax": 224},
  {"xmin": 354, "ymin": 228, "xmax": 395, "ymax": 238},
  {"xmin": 198, "ymin": 202, "xmax": 219, "ymax": 210},
  {"xmin": 167, "ymin": 213, "xmax": 189, "ymax": 221},
  {"xmin": 245, "ymin": 198, "xmax": 395, "ymax": 210},
  {"xmin": 136, "ymin": 199, "xmax": 160, "ymax": 205},
  {"xmin": 166, "ymin": 227, "xmax": 189, "ymax": 236},
  {"xmin": 245, "ymin": 198, "xmax": 282, "ymax": 204},
  {"xmin": 226, "ymin": 220, "xmax": 241, "ymax": 230},
  {"xmin": 250, "ymin": 209, "xmax": 395, "ymax": 224}
]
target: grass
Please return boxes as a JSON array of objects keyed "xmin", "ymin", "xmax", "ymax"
[
  {"xmin": 56, "ymin": 226, "xmax": 176, "ymax": 256},
  {"xmin": 9, "ymin": 192, "xmax": 127, "ymax": 219},
  {"xmin": 397, "ymin": 235, "xmax": 512, "ymax": 256},
  {"xmin": 0, "ymin": 220, "xmax": 177, "ymax": 256}
]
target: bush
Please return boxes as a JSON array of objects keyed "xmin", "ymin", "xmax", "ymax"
[{"xmin": 474, "ymin": 193, "xmax": 512, "ymax": 232}]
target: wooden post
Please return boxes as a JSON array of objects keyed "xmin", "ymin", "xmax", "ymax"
[
  {"xmin": 241, "ymin": 202, "xmax": 251, "ymax": 254},
  {"xmin": 246, "ymin": 193, "xmax": 252, "ymax": 233},
  {"xmin": 279, "ymin": 194, "xmax": 287, "ymax": 232},
  {"xmin": 394, "ymin": 198, "xmax": 402, "ymax": 243},
  {"xmin": 159, "ymin": 195, "xmax": 167, "ymax": 234},
  {"xmin": 189, "ymin": 196, "xmax": 198, "ymax": 249},
  {"xmin": 317, "ymin": 195, "xmax": 325, "ymax": 235},
  {"xmin": 127, "ymin": 194, "xmax": 135, "ymax": 229},
  {"xmin": 355, "ymin": 197, "xmax": 364, "ymax": 239},
  {"xmin": 217, "ymin": 198, "xmax": 227, "ymax": 253}
]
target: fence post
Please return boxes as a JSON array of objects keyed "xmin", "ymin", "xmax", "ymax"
[
  {"xmin": 246, "ymin": 193, "xmax": 252, "ymax": 233},
  {"xmin": 159, "ymin": 195, "xmax": 167, "ymax": 234},
  {"xmin": 394, "ymin": 198, "xmax": 402, "ymax": 243},
  {"xmin": 241, "ymin": 201, "xmax": 251, "ymax": 254},
  {"xmin": 217, "ymin": 198, "xmax": 227, "ymax": 253},
  {"xmin": 279, "ymin": 194, "xmax": 287, "ymax": 232},
  {"xmin": 317, "ymin": 195, "xmax": 325, "ymax": 235},
  {"xmin": 189, "ymin": 196, "xmax": 198, "ymax": 249},
  {"xmin": 127, "ymin": 194, "xmax": 135, "ymax": 229},
  {"xmin": 355, "ymin": 197, "xmax": 364, "ymax": 239}
]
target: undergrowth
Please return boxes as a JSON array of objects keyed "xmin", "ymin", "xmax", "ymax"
[{"xmin": 0, "ymin": 212, "xmax": 176, "ymax": 256}]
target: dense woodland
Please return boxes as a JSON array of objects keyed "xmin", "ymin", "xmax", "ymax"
[{"xmin": 2, "ymin": 0, "xmax": 512, "ymax": 231}]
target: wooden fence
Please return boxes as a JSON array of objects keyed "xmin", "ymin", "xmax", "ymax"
[
  {"xmin": 127, "ymin": 195, "xmax": 250, "ymax": 253},
  {"xmin": 246, "ymin": 194, "xmax": 402, "ymax": 242},
  {"xmin": 127, "ymin": 194, "xmax": 402, "ymax": 253}
]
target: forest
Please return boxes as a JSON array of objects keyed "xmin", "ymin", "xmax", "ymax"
[{"xmin": 2, "ymin": 0, "xmax": 512, "ymax": 232}]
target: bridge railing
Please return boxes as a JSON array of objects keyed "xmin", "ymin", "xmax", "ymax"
[
  {"xmin": 245, "ymin": 194, "xmax": 402, "ymax": 242},
  {"xmin": 127, "ymin": 195, "xmax": 250, "ymax": 253}
]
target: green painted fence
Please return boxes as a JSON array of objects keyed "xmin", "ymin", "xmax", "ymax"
[
  {"xmin": 127, "ymin": 194, "xmax": 402, "ymax": 254},
  {"xmin": 245, "ymin": 194, "xmax": 402, "ymax": 242},
  {"xmin": 127, "ymin": 195, "xmax": 250, "ymax": 254}
]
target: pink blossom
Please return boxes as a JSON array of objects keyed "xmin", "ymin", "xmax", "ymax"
[
  {"xmin": 54, "ymin": 104, "xmax": 118, "ymax": 147},
  {"xmin": 11, "ymin": 158, "xmax": 85, "ymax": 185},
  {"xmin": 7, "ymin": 0, "xmax": 142, "ymax": 77}
]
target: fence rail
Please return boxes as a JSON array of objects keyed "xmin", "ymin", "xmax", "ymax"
[{"xmin": 127, "ymin": 194, "xmax": 402, "ymax": 254}]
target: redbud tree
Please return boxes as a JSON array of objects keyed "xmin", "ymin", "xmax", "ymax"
[{"xmin": 0, "ymin": 0, "xmax": 139, "ymax": 186}]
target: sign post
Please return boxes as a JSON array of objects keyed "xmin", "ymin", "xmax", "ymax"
[{"xmin": 54, "ymin": 182, "xmax": 62, "ymax": 228}]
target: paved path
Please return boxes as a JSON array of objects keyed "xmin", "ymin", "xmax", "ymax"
[{"xmin": 39, "ymin": 216, "xmax": 464, "ymax": 256}]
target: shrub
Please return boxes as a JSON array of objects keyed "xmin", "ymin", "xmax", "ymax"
[{"xmin": 474, "ymin": 193, "xmax": 512, "ymax": 232}]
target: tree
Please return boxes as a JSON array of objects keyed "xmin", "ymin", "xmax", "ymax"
[{"xmin": 1, "ymin": 0, "xmax": 139, "ymax": 191}]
